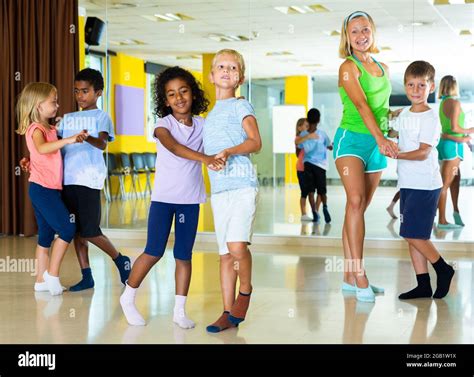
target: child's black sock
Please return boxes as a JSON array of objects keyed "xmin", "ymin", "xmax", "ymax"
[
  {"xmin": 323, "ymin": 205, "xmax": 331, "ymax": 223},
  {"xmin": 432, "ymin": 257, "xmax": 455, "ymax": 299},
  {"xmin": 114, "ymin": 253, "xmax": 131, "ymax": 284},
  {"xmin": 398, "ymin": 273, "xmax": 432, "ymax": 300},
  {"xmin": 69, "ymin": 267, "xmax": 94, "ymax": 292}
]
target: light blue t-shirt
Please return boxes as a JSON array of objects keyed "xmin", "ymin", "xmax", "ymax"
[
  {"xmin": 203, "ymin": 98, "xmax": 258, "ymax": 194},
  {"xmin": 298, "ymin": 129, "xmax": 331, "ymax": 170},
  {"xmin": 58, "ymin": 109, "xmax": 115, "ymax": 190}
]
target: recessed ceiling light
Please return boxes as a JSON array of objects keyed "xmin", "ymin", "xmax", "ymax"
[
  {"xmin": 207, "ymin": 34, "xmax": 250, "ymax": 42},
  {"xmin": 409, "ymin": 21, "xmax": 434, "ymax": 27},
  {"xmin": 433, "ymin": 0, "xmax": 474, "ymax": 4},
  {"xmin": 208, "ymin": 34, "xmax": 222, "ymax": 42},
  {"xmin": 308, "ymin": 4, "xmax": 330, "ymax": 12},
  {"xmin": 274, "ymin": 4, "xmax": 330, "ymax": 14},
  {"xmin": 266, "ymin": 51, "xmax": 293, "ymax": 56},
  {"xmin": 109, "ymin": 39, "xmax": 146, "ymax": 46},
  {"xmin": 274, "ymin": 6, "xmax": 290, "ymax": 14},
  {"xmin": 290, "ymin": 6, "xmax": 308, "ymax": 13},
  {"xmin": 165, "ymin": 13, "xmax": 181, "ymax": 21},
  {"xmin": 380, "ymin": 46, "xmax": 392, "ymax": 50},
  {"xmin": 176, "ymin": 55, "xmax": 201, "ymax": 60},
  {"xmin": 150, "ymin": 13, "xmax": 193, "ymax": 22},
  {"xmin": 459, "ymin": 29, "xmax": 472, "ymax": 35},
  {"xmin": 222, "ymin": 35, "xmax": 242, "ymax": 42},
  {"xmin": 387, "ymin": 60, "xmax": 410, "ymax": 63},
  {"xmin": 300, "ymin": 63, "xmax": 323, "ymax": 67},
  {"xmin": 323, "ymin": 30, "xmax": 340, "ymax": 36}
]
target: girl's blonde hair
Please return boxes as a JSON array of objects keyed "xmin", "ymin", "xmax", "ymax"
[
  {"xmin": 339, "ymin": 11, "xmax": 380, "ymax": 59},
  {"xmin": 212, "ymin": 49, "xmax": 246, "ymax": 77},
  {"xmin": 295, "ymin": 118, "xmax": 307, "ymax": 136},
  {"xmin": 16, "ymin": 82, "xmax": 57, "ymax": 135},
  {"xmin": 438, "ymin": 75, "xmax": 459, "ymax": 99}
]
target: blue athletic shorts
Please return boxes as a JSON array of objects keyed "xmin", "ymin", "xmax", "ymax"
[
  {"xmin": 333, "ymin": 127, "xmax": 387, "ymax": 173},
  {"xmin": 399, "ymin": 188, "xmax": 441, "ymax": 240},
  {"xmin": 144, "ymin": 201, "xmax": 200, "ymax": 260},
  {"xmin": 437, "ymin": 139, "xmax": 464, "ymax": 161}
]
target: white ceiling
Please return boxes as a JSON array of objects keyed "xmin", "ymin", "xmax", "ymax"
[{"xmin": 80, "ymin": 0, "xmax": 474, "ymax": 94}]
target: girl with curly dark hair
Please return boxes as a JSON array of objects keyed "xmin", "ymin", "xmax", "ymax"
[
  {"xmin": 153, "ymin": 66, "xmax": 209, "ymax": 118},
  {"xmin": 120, "ymin": 66, "xmax": 224, "ymax": 328}
]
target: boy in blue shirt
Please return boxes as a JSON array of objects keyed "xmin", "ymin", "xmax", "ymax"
[
  {"xmin": 203, "ymin": 49, "xmax": 262, "ymax": 332},
  {"xmin": 297, "ymin": 108, "xmax": 333, "ymax": 224},
  {"xmin": 59, "ymin": 68, "xmax": 131, "ymax": 291}
]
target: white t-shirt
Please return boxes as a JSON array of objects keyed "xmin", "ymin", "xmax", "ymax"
[{"xmin": 392, "ymin": 107, "xmax": 443, "ymax": 190}]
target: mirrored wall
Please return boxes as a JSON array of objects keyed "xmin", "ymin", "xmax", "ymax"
[{"xmin": 78, "ymin": 0, "xmax": 474, "ymax": 241}]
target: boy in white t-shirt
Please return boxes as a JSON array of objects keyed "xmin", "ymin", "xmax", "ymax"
[{"xmin": 389, "ymin": 61, "xmax": 455, "ymax": 300}]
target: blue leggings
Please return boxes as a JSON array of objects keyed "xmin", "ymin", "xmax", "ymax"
[
  {"xmin": 144, "ymin": 201, "xmax": 200, "ymax": 260},
  {"xmin": 29, "ymin": 182, "xmax": 75, "ymax": 248}
]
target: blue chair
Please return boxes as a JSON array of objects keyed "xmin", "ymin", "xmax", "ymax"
[
  {"xmin": 119, "ymin": 153, "xmax": 138, "ymax": 199},
  {"xmin": 105, "ymin": 153, "xmax": 126, "ymax": 200},
  {"xmin": 143, "ymin": 152, "xmax": 157, "ymax": 193},
  {"xmin": 131, "ymin": 153, "xmax": 150, "ymax": 197}
]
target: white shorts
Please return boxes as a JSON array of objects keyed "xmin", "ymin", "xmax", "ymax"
[{"xmin": 211, "ymin": 186, "xmax": 259, "ymax": 255}]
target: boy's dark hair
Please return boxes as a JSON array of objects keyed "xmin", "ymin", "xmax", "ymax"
[
  {"xmin": 75, "ymin": 68, "xmax": 104, "ymax": 91},
  {"xmin": 153, "ymin": 66, "xmax": 209, "ymax": 118},
  {"xmin": 307, "ymin": 108, "xmax": 320, "ymax": 125},
  {"xmin": 404, "ymin": 61, "xmax": 435, "ymax": 83}
]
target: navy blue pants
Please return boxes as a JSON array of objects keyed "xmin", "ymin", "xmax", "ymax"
[
  {"xmin": 29, "ymin": 182, "xmax": 76, "ymax": 247},
  {"xmin": 400, "ymin": 188, "xmax": 441, "ymax": 240},
  {"xmin": 144, "ymin": 201, "xmax": 200, "ymax": 260}
]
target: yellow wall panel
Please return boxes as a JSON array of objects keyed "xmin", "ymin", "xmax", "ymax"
[{"xmin": 284, "ymin": 76, "xmax": 310, "ymax": 185}]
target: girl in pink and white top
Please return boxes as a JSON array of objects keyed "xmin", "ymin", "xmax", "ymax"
[{"xmin": 16, "ymin": 82, "xmax": 87, "ymax": 295}]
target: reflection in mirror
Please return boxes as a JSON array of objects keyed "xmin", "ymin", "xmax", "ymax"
[
  {"xmin": 77, "ymin": 1, "xmax": 109, "ymax": 229},
  {"xmin": 85, "ymin": 0, "xmax": 472, "ymax": 242}
]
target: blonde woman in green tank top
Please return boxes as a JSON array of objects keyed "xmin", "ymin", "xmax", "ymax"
[
  {"xmin": 334, "ymin": 11, "xmax": 399, "ymax": 302},
  {"xmin": 436, "ymin": 75, "xmax": 474, "ymax": 229}
]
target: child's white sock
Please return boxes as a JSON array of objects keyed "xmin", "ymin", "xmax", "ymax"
[
  {"xmin": 120, "ymin": 283, "xmax": 146, "ymax": 326},
  {"xmin": 34, "ymin": 282, "xmax": 48, "ymax": 292},
  {"xmin": 173, "ymin": 295, "xmax": 195, "ymax": 329},
  {"xmin": 43, "ymin": 271, "xmax": 63, "ymax": 296},
  {"xmin": 34, "ymin": 281, "xmax": 66, "ymax": 292}
]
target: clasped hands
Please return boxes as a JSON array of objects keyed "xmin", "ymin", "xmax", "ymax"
[
  {"xmin": 205, "ymin": 149, "xmax": 230, "ymax": 171},
  {"xmin": 378, "ymin": 137, "xmax": 399, "ymax": 159}
]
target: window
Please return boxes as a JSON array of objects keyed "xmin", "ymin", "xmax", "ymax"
[{"xmin": 146, "ymin": 72, "xmax": 157, "ymax": 142}]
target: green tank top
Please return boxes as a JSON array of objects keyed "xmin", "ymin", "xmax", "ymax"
[
  {"xmin": 339, "ymin": 55, "xmax": 391, "ymax": 135},
  {"xmin": 439, "ymin": 96, "xmax": 465, "ymax": 137}
]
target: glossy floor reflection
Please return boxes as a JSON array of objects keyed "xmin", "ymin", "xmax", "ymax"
[
  {"xmin": 0, "ymin": 236, "xmax": 472, "ymax": 344},
  {"xmin": 101, "ymin": 186, "xmax": 474, "ymax": 242}
]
